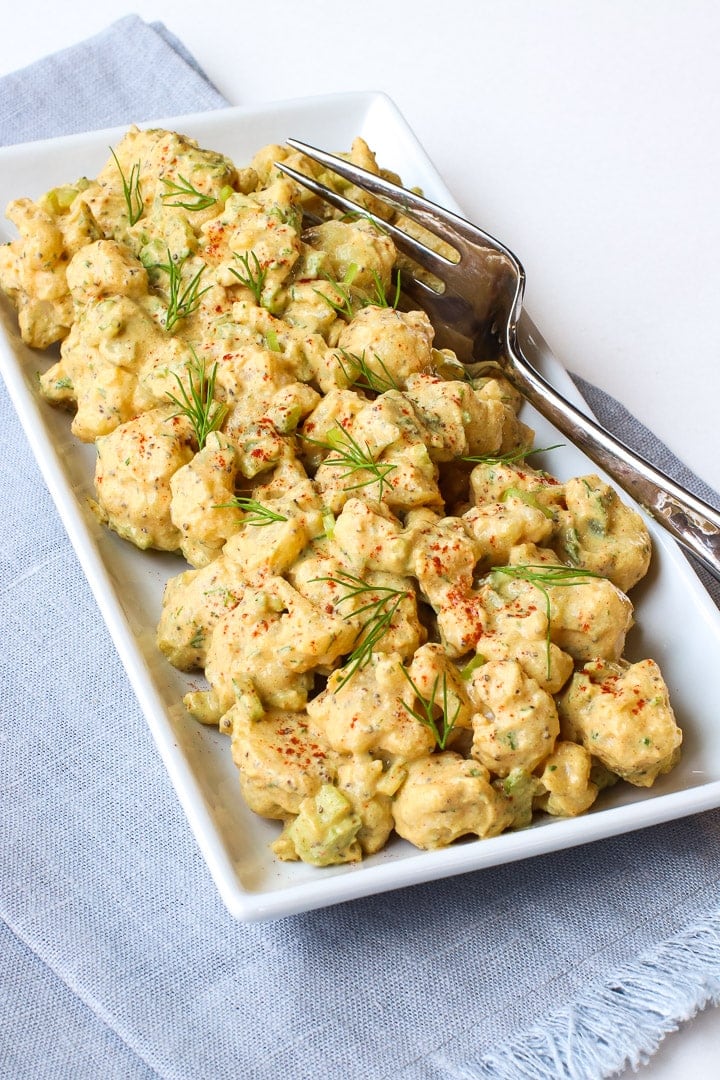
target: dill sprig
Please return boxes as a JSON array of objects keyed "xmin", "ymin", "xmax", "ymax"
[
  {"xmin": 166, "ymin": 350, "xmax": 228, "ymax": 449},
  {"xmin": 314, "ymin": 265, "xmax": 358, "ymax": 319},
  {"xmin": 340, "ymin": 210, "xmax": 390, "ymax": 235},
  {"xmin": 160, "ymin": 174, "xmax": 217, "ymax": 211},
  {"xmin": 215, "ymin": 496, "xmax": 288, "ymax": 526},
  {"xmin": 460, "ymin": 443, "xmax": 564, "ymax": 465},
  {"xmin": 110, "ymin": 148, "xmax": 143, "ymax": 225},
  {"xmin": 335, "ymin": 348, "xmax": 399, "ymax": 394},
  {"xmin": 302, "ymin": 423, "xmax": 397, "ymax": 501},
  {"xmin": 314, "ymin": 571, "xmax": 410, "ymax": 690},
  {"xmin": 490, "ymin": 563, "xmax": 601, "ymax": 676},
  {"xmin": 230, "ymin": 250, "xmax": 267, "ymax": 304},
  {"xmin": 155, "ymin": 251, "xmax": 211, "ymax": 332},
  {"xmin": 400, "ymin": 667, "xmax": 461, "ymax": 750},
  {"xmin": 359, "ymin": 269, "xmax": 402, "ymax": 310}
]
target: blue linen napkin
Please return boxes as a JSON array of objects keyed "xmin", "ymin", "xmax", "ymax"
[
  {"xmin": 0, "ymin": 18, "xmax": 719, "ymax": 1079},
  {"xmin": 0, "ymin": 14, "xmax": 226, "ymax": 145}
]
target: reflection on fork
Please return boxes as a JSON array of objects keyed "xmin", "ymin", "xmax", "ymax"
[{"xmin": 276, "ymin": 140, "xmax": 720, "ymax": 581}]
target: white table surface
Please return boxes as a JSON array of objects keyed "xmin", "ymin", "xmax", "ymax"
[{"xmin": 3, "ymin": 1, "xmax": 719, "ymax": 1074}]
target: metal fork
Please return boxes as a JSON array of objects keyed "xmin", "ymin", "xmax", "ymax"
[{"xmin": 276, "ymin": 139, "xmax": 720, "ymax": 582}]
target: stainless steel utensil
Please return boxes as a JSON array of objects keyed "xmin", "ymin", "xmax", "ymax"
[{"xmin": 277, "ymin": 139, "xmax": 720, "ymax": 581}]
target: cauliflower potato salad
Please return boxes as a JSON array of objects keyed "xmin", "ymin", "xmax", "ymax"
[{"xmin": 0, "ymin": 126, "xmax": 683, "ymax": 867}]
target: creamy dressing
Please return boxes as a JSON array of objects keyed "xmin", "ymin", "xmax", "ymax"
[{"xmin": 0, "ymin": 126, "xmax": 681, "ymax": 865}]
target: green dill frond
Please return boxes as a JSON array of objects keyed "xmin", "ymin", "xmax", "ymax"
[
  {"xmin": 301, "ymin": 423, "xmax": 397, "ymax": 501},
  {"xmin": 155, "ymin": 250, "xmax": 211, "ymax": 332},
  {"xmin": 400, "ymin": 666, "xmax": 461, "ymax": 750},
  {"xmin": 335, "ymin": 348, "xmax": 399, "ymax": 394},
  {"xmin": 230, "ymin": 250, "xmax": 267, "ymax": 305},
  {"xmin": 110, "ymin": 148, "xmax": 143, "ymax": 225},
  {"xmin": 166, "ymin": 349, "xmax": 228, "ymax": 449},
  {"xmin": 314, "ymin": 571, "xmax": 410, "ymax": 690},
  {"xmin": 358, "ymin": 269, "xmax": 402, "ymax": 310},
  {"xmin": 160, "ymin": 174, "xmax": 217, "ymax": 211},
  {"xmin": 313, "ymin": 265, "xmax": 359, "ymax": 320},
  {"xmin": 214, "ymin": 496, "xmax": 288, "ymax": 526},
  {"xmin": 490, "ymin": 562, "xmax": 602, "ymax": 676},
  {"xmin": 460, "ymin": 443, "xmax": 564, "ymax": 465}
]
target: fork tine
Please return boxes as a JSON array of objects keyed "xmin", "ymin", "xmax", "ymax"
[
  {"xmin": 285, "ymin": 138, "xmax": 505, "ymax": 257},
  {"xmin": 275, "ymin": 159, "xmax": 460, "ymax": 281}
]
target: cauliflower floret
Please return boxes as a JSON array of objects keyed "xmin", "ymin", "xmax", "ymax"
[
  {"xmin": 313, "ymin": 391, "xmax": 442, "ymax": 513},
  {"xmin": 335, "ymin": 756, "xmax": 405, "ymax": 855},
  {"xmin": 87, "ymin": 127, "xmax": 237, "ymax": 246},
  {"xmin": 335, "ymin": 307, "xmax": 434, "ymax": 388},
  {"xmin": 406, "ymin": 642, "xmax": 474, "ymax": 734},
  {"xmin": 557, "ymin": 658, "xmax": 682, "ymax": 787},
  {"xmin": 331, "ymin": 498, "xmax": 420, "ymax": 575},
  {"xmin": 404, "ymin": 373, "xmax": 510, "ymax": 462},
  {"xmin": 392, "ymin": 753, "xmax": 513, "ymax": 849},
  {"xmin": 156, "ymin": 557, "xmax": 247, "ymax": 671},
  {"xmin": 221, "ymin": 491, "xmax": 322, "ymax": 585},
  {"xmin": 170, "ymin": 432, "xmax": 243, "ymax": 567},
  {"xmin": 212, "ymin": 343, "xmax": 298, "ymax": 431},
  {"xmin": 41, "ymin": 295, "xmax": 192, "ymax": 441},
  {"xmin": 65, "ymin": 238, "xmax": 148, "ymax": 305},
  {"xmin": 264, "ymin": 381, "xmax": 320, "ymax": 435},
  {"xmin": 487, "ymin": 544, "xmax": 635, "ymax": 664},
  {"xmin": 93, "ymin": 407, "xmax": 194, "ymax": 550},
  {"xmin": 289, "ymin": 537, "xmax": 424, "ymax": 660},
  {"xmin": 0, "ymin": 194, "xmax": 86, "ymax": 347},
  {"xmin": 552, "ymin": 475, "xmax": 652, "ymax": 593},
  {"xmin": 185, "ymin": 577, "xmax": 356, "ymax": 721},
  {"xmin": 307, "ymin": 651, "xmax": 436, "ymax": 761},
  {"xmin": 201, "ymin": 178, "xmax": 302, "ymax": 310},
  {"xmin": 478, "ymin": 610, "xmax": 574, "ymax": 696},
  {"xmin": 408, "ymin": 516, "xmax": 485, "ymax": 656},
  {"xmin": 463, "ymin": 499, "xmax": 554, "ymax": 567},
  {"xmin": 302, "ymin": 217, "xmax": 396, "ymax": 297},
  {"xmin": 534, "ymin": 741, "xmax": 599, "ymax": 816},
  {"xmin": 283, "ymin": 280, "xmax": 344, "ymax": 337},
  {"xmin": 467, "ymin": 659, "xmax": 559, "ymax": 776},
  {"xmin": 228, "ymin": 706, "xmax": 336, "ymax": 819},
  {"xmin": 470, "ymin": 460, "xmax": 564, "ymax": 515},
  {"xmin": 299, "ymin": 388, "xmax": 367, "ymax": 471}
]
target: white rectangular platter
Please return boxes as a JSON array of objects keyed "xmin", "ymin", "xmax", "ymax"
[{"xmin": 2, "ymin": 91, "xmax": 720, "ymax": 921}]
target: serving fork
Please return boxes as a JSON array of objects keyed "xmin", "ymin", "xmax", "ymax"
[{"xmin": 277, "ymin": 139, "xmax": 720, "ymax": 582}]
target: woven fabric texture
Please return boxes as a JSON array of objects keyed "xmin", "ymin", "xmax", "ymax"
[{"xmin": 0, "ymin": 19, "xmax": 718, "ymax": 1079}]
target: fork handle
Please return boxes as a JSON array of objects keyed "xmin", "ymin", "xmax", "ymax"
[{"xmin": 508, "ymin": 341, "xmax": 720, "ymax": 581}]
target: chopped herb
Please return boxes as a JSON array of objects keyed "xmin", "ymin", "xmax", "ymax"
[
  {"xmin": 400, "ymin": 666, "xmax": 461, "ymax": 750},
  {"xmin": 335, "ymin": 348, "xmax": 399, "ymax": 394},
  {"xmin": 313, "ymin": 266, "xmax": 358, "ymax": 320},
  {"xmin": 490, "ymin": 562, "xmax": 602, "ymax": 677},
  {"xmin": 155, "ymin": 250, "xmax": 211, "ymax": 332},
  {"xmin": 314, "ymin": 572, "xmax": 410, "ymax": 690},
  {"xmin": 166, "ymin": 349, "xmax": 228, "ymax": 449},
  {"xmin": 230, "ymin": 250, "xmax": 267, "ymax": 305},
  {"xmin": 460, "ymin": 443, "xmax": 564, "ymax": 465},
  {"xmin": 358, "ymin": 268, "xmax": 402, "ymax": 310},
  {"xmin": 110, "ymin": 148, "xmax": 143, "ymax": 225},
  {"xmin": 302, "ymin": 423, "xmax": 397, "ymax": 501},
  {"xmin": 215, "ymin": 496, "xmax": 288, "ymax": 526},
  {"xmin": 160, "ymin": 174, "xmax": 217, "ymax": 211}
]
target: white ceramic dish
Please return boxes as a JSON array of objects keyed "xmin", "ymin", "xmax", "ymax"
[{"xmin": 2, "ymin": 92, "xmax": 720, "ymax": 922}]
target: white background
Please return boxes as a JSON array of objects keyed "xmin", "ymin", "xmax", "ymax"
[{"xmin": 2, "ymin": 0, "xmax": 719, "ymax": 1073}]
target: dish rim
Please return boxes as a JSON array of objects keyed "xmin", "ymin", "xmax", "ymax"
[{"xmin": 2, "ymin": 90, "xmax": 720, "ymax": 922}]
